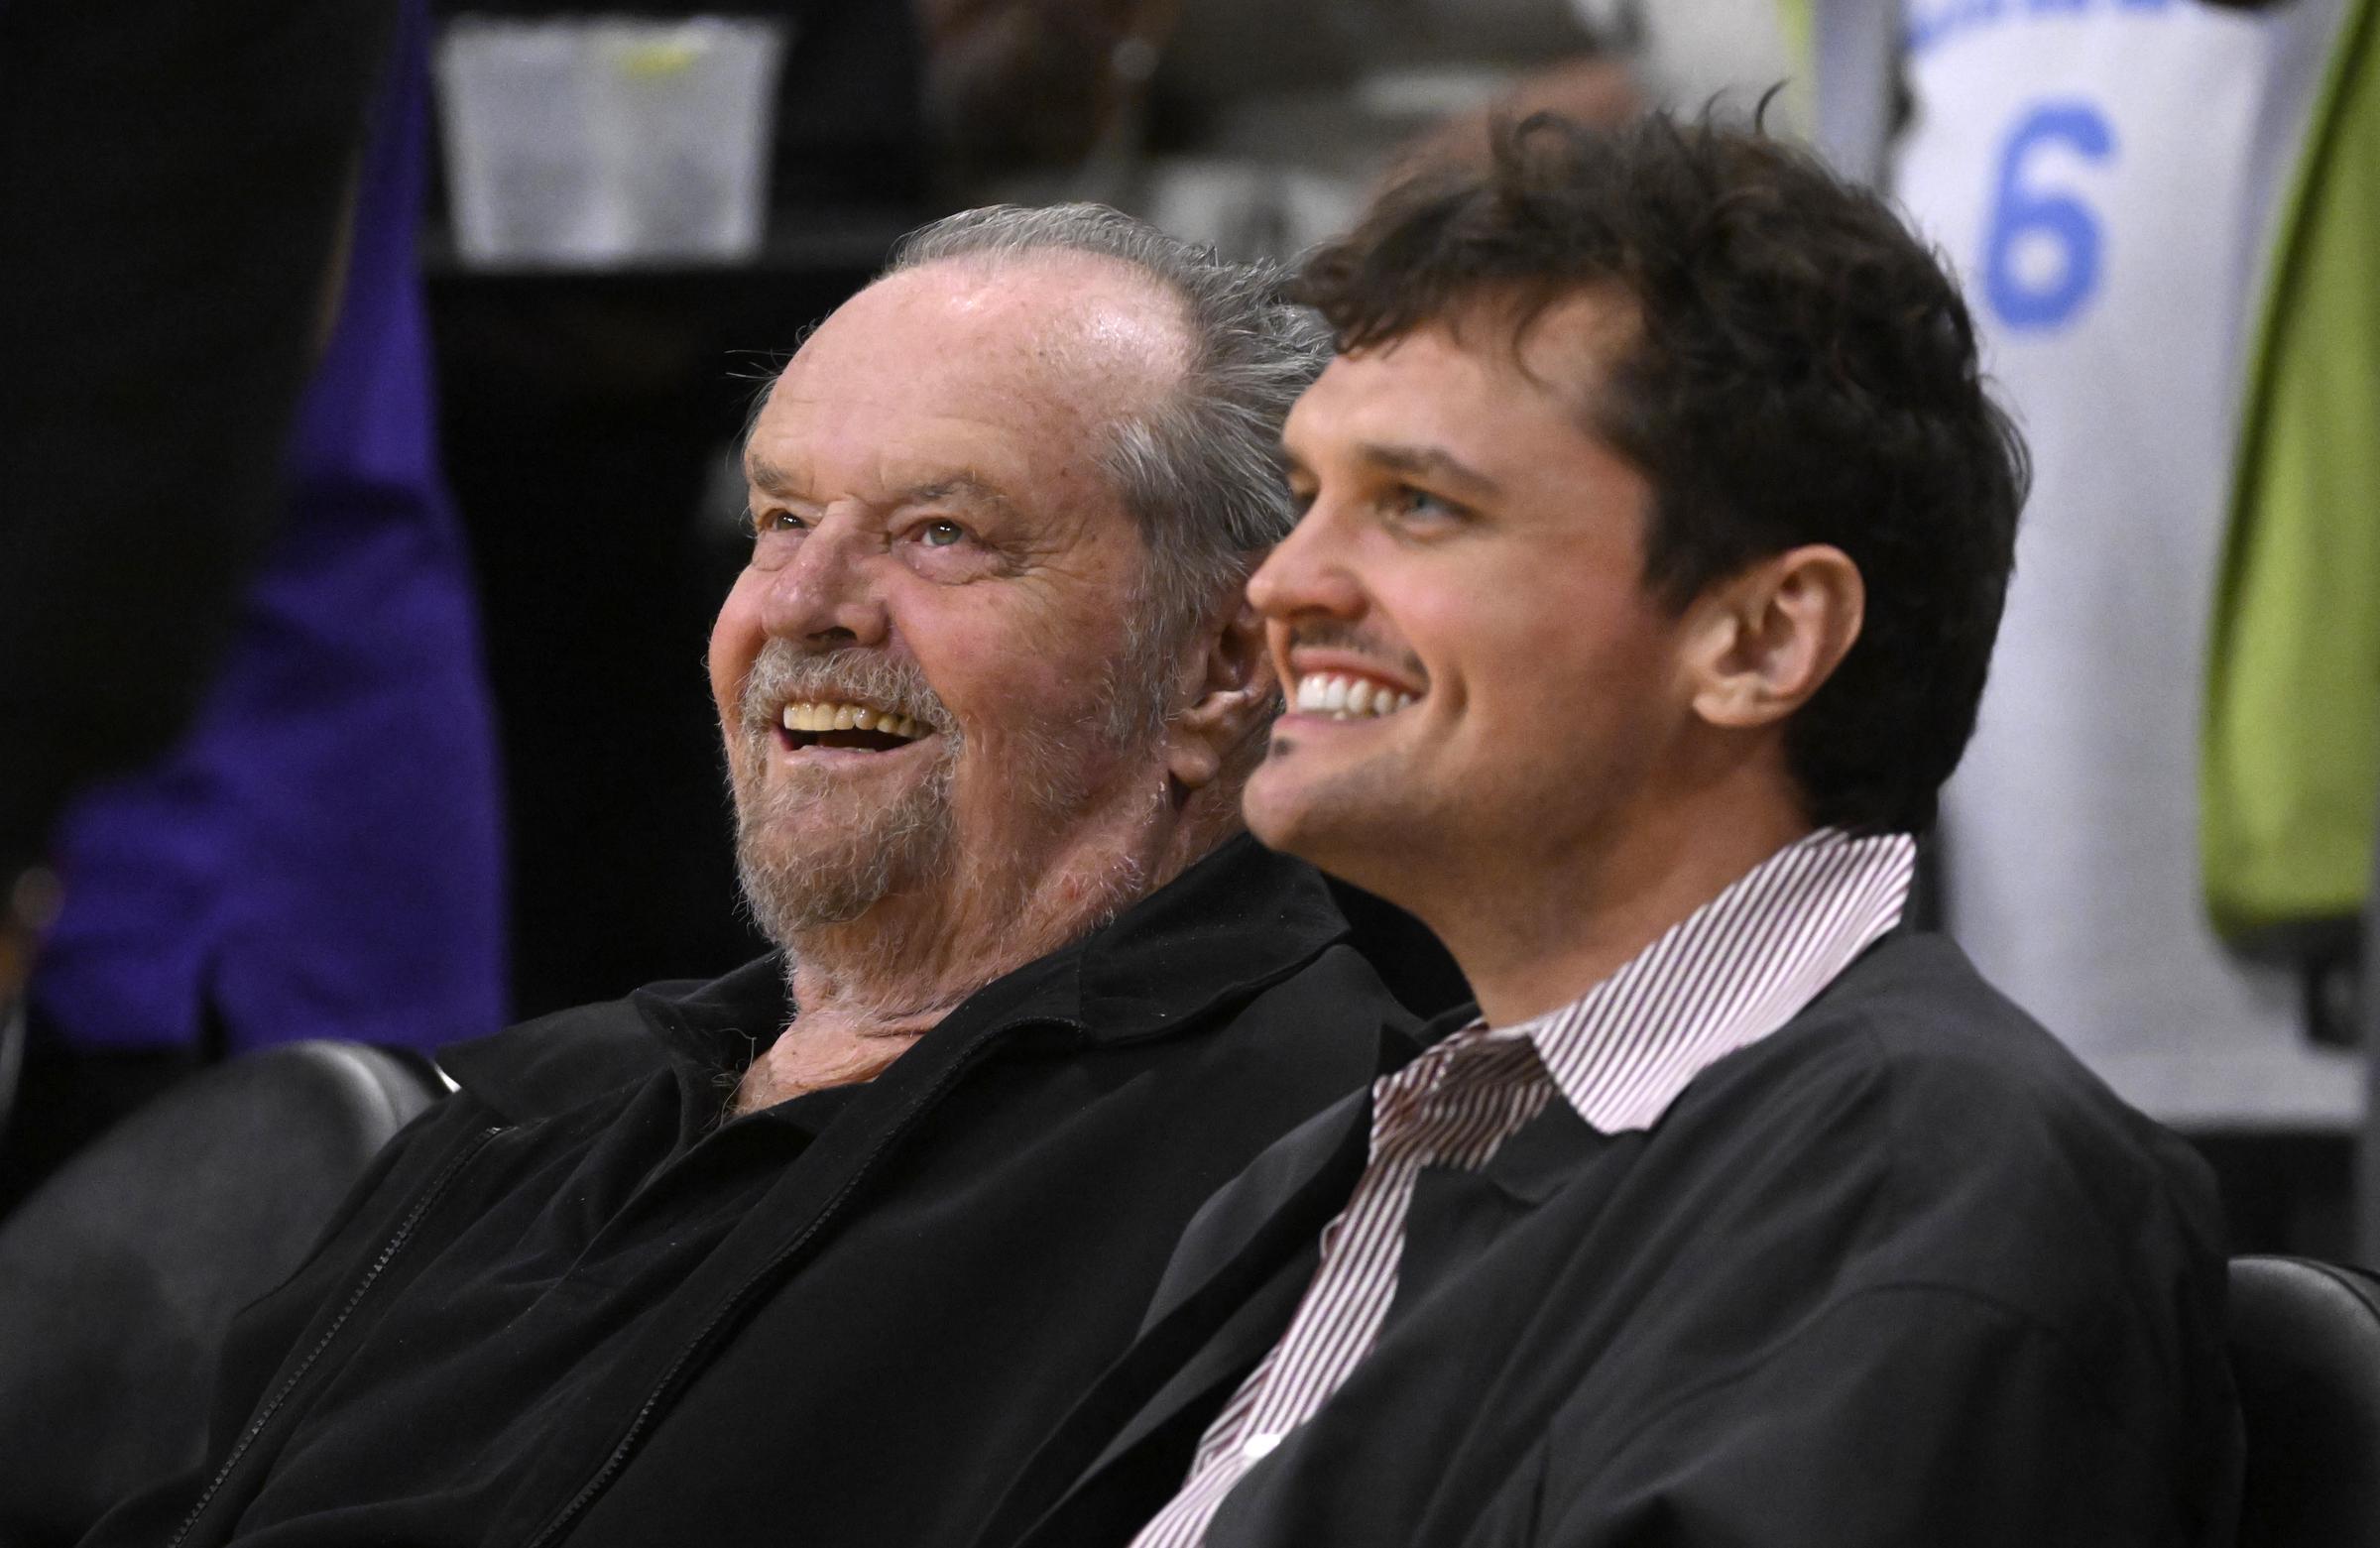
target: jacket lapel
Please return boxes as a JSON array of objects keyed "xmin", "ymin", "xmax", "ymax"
[{"xmin": 978, "ymin": 1090, "xmax": 1374, "ymax": 1548}]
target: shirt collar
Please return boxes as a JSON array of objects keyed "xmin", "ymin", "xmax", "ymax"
[{"xmin": 1500, "ymin": 828, "xmax": 1916, "ymax": 1134}]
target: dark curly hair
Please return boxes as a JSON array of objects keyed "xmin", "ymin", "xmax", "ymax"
[{"xmin": 1294, "ymin": 111, "xmax": 2027, "ymax": 835}]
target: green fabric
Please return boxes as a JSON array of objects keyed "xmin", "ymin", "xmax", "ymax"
[
  {"xmin": 2202, "ymin": 0, "xmax": 2380, "ymax": 939},
  {"xmin": 1775, "ymin": 0, "xmax": 1814, "ymax": 78}
]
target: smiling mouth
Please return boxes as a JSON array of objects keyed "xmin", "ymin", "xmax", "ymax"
[
  {"xmin": 1292, "ymin": 673, "xmax": 1420, "ymax": 721},
  {"xmin": 777, "ymin": 700, "xmax": 933, "ymax": 754}
]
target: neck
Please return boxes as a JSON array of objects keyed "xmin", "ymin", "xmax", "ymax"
[
  {"xmin": 736, "ymin": 776, "xmax": 1242, "ymax": 1112},
  {"xmin": 1422, "ymin": 789, "xmax": 1813, "ymax": 1029}
]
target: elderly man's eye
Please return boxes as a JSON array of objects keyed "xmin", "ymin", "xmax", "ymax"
[
  {"xmin": 919, "ymin": 520, "xmax": 967, "ymax": 548},
  {"xmin": 749, "ymin": 507, "xmax": 807, "ymax": 538}
]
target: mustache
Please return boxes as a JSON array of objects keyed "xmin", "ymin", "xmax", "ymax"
[
  {"xmin": 1282, "ymin": 620, "xmax": 1428, "ymax": 683},
  {"xmin": 737, "ymin": 641, "xmax": 957, "ymax": 738}
]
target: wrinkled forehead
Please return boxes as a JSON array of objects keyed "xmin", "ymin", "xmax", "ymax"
[{"xmin": 751, "ymin": 254, "xmax": 1191, "ymax": 500}]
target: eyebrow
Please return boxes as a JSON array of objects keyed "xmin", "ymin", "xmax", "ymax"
[
  {"xmin": 896, "ymin": 473, "xmax": 1020, "ymax": 523},
  {"xmin": 1354, "ymin": 441, "xmax": 1507, "ymax": 501},
  {"xmin": 742, "ymin": 459, "xmax": 1022, "ymax": 524},
  {"xmin": 745, "ymin": 455, "xmax": 804, "ymax": 499}
]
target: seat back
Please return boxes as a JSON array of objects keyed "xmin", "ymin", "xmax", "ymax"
[
  {"xmin": 0, "ymin": 997, "xmax": 23, "ymax": 1153},
  {"xmin": 2229, "ymin": 1254, "xmax": 2380, "ymax": 1547},
  {"xmin": 0, "ymin": 1040, "xmax": 440, "ymax": 1546}
]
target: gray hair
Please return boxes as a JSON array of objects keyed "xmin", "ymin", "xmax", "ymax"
[{"xmin": 885, "ymin": 204, "xmax": 1330, "ymax": 735}]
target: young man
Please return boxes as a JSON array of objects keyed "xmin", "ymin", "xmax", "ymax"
[{"xmin": 987, "ymin": 115, "xmax": 2240, "ymax": 1547}]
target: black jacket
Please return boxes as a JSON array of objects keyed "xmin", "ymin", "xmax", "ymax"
[
  {"xmin": 986, "ymin": 931, "xmax": 2242, "ymax": 1548},
  {"xmin": 88, "ymin": 837, "xmax": 1416, "ymax": 1548}
]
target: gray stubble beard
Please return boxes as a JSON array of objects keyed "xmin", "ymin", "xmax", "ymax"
[
  {"xmin": 728, "ymin": 643, "xmax": 965, "ymax": 945},
  {"xmin": 731, "ymin": 742, "xmax": 961, "ymax": 941},
  {"xmin": 725, "ymin": 622, "xmax": 1181, "ymax": 956}
]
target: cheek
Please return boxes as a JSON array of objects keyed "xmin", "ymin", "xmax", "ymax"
[
  {"xmin": 1462, "ymin": 589, "xmax": 1679, "ymax": 734},
  {"xmin": 933, "ymin": 590, "xmax": 1131, "ymax": 717},
  {"xmin": 708, "ymin": 579, "xmax": 768, "ymax": 719},
  {"xmin": 940, "ymin": 654, "xmax": 1083, "ymax": 746}
]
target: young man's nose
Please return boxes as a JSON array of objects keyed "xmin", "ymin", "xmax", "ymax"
[{"xmin": 1248, "ymin": 500, "xmax": 1366, "ymax": 624}]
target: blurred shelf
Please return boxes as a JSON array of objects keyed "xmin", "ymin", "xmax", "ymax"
[{"xmin": 417, "ymin": 206, "xmax": 925, "ymax": 285}]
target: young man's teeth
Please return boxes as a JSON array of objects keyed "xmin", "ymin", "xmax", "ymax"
[
  {"xmin": 779, "ymin": 701, "xmax": 925, "ymax": 739},
  {"xmin": 1293, "ymin": 674, "xmax": 1416, "ymax": 720}
]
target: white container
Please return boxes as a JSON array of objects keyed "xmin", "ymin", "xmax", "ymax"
[{"xmin": 434, "ymin": 16, "xmax": 788, "ymax": 267}]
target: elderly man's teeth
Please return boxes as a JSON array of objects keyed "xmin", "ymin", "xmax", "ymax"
[
  {"xmin": 778, "ymin": 702, "xmax": 927, "ymax": 739},
  {"xmin": 1293, "ymin": 673, "xmax": 1417, "ymax": 720}
]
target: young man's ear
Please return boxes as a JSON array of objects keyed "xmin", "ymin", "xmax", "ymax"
[
  {"xmin": 1167, "ymin": 597, "xmax": 1277, "ymax": 793},
  {"xmin": 1686, "ymin": 545, "xmax": 1864, "ymax": 731}
]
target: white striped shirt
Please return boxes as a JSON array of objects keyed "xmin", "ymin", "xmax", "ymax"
[{"xmin": 1130, "ymin": 828, "xmax": 1918, "ymax": 1548}]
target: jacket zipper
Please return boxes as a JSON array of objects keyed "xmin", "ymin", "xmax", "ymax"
[
  {"xmin": 166, "ymin": 1123, "xmax": 510, "ymax": 1548},
  {"xmin": 515, "ymin": 1018, "xmax": 1078, "ymax": 1548}
]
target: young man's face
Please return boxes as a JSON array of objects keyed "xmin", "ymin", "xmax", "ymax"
[{"xmin": 1244, "ymin": 295, "xmax": 1702, "ymax": 918}]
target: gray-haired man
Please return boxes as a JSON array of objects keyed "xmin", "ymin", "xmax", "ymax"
[{"xmin": 89, "ymin": 207, "xmax": 1416, "ymax": 1548}]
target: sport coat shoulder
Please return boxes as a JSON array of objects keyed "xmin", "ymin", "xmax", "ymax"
[{"xmin": 988, "ymin": 928, "xmax": 2241, "ymax": 1548}]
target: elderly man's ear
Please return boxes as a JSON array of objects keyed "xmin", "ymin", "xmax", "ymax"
[
  {"xmin": 1686, "ymin": 544, "xmax": 1865, "ymax": 731},
  {"xmin": 1165, "ymin": 598, "xmax": 1277, "ymax": 793}
]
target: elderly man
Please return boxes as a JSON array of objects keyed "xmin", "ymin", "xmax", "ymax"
[
  {"xmin": 87, "ymin": 207, "xmax": 1415, "ymax": 1548},
  {"xmin": 987, "ymin": 116, "xmax": 2241, "ymax": 1547}
]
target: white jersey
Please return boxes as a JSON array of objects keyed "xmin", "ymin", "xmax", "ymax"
[{"xmin": 1893, "ymin": 0, "xmax": 2355, "ymax": 1123}]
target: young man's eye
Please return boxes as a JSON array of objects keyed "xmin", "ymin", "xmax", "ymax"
[{"xmin": 1389, "ymin": 486, "xmax": 1465, "ymax": 522}]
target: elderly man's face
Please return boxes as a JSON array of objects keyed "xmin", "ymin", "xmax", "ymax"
[{"xmin": 710, "ymin": 254, "xmax": 1187, "ymax": 939}]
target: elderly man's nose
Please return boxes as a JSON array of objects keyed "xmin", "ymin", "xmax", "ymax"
[{"xmin": 760, "ymin": 529, "xmax": 889, "ymax": 647}]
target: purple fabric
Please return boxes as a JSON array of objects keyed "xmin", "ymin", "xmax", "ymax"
[{"xmin": 31, "ymin": 1, "xmax": 508, "ymax": 1053}]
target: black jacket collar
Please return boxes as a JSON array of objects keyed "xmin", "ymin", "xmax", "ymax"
[{"xmin": 438, "ymin": 834, "xmax": 1349, "ymax": 1124}]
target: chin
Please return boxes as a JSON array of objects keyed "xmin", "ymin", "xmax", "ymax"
[
  {"xmin": 1243, "ymin": 761, "xmax": 1392, "ymax": 893},
  {"xmin": 731, "ymin": 769, "xmax": 958, "ymax": 942},
  {"xmin": 1240, "ymin": 757, "xmax": 1312, "ymax": 856}
]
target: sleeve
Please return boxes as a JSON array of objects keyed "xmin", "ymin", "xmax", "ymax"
[
  {"xmin": 1543, "ymin": 1281, "xmax": 2233, "ymax": 1548},
  {"xmin": 73, "ymin": 1095, "xmax": 466, "ymax": 1548}
]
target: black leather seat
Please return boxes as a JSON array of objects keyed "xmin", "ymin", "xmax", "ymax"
[
  {"xmin": 2228, "ymin": 1253, "xmax": 2380, "ymax": 1547},
  {"xmin": 0, "ymin": 1040, "xmax": 441, "ymax": 1547},
  {"xmin": 0, "ymin": 997, "xmax": 24, "ymax": 1155}
]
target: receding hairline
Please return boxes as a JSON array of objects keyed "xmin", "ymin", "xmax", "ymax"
[
  {"xmin": 750, "ymin": 247, "xmax": 1200, "ymax": 450},
  {"xmin": 882, "ymin": 245, "xmax": 1196, "ymax": 384}
]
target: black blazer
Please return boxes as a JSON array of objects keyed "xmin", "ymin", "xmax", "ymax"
[{"xmin": 985, "ymin": 930, "xmax": 2244, "ymax": 1548}]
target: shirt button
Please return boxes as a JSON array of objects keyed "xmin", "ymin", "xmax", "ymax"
[{"xmin": 1242, "ymin": 1432, "xmax": 1283, "ymax": 1462}]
